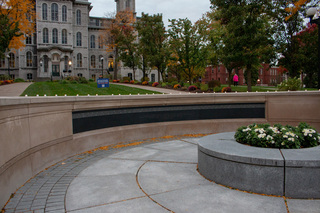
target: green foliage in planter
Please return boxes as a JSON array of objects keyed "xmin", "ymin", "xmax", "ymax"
[{"xmin": 234, "ymin": 123, "xmax": 320, "ymax": 149}]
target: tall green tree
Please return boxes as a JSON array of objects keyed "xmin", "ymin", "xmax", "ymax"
[
  {"xmin": 273, "ymin": 0, "xmax": 304, "ymax": 78},
  {"xmin": 136, "ymin": 13, "xmax": 168, "ymax": 82},
  {"xmin": 106, "ymin": 11, "xmax": 139, "ymax": 80},
  {"xmin": 168, "ymin": 18, "xmax": 208, "ymax": 83},
  {"xmin": 210, "ymin": 0, "xmax": 275, "ymax": 91},
  {"xmin": 296, "ymin": 23, "xmax": 318, "ymax": 87}
]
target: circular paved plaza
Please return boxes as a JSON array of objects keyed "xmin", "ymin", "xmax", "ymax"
[{"xmin": 2, "ymin": 136, "xmax": 320, "ymax": 213}]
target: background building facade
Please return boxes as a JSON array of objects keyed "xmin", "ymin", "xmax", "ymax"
[{"xmin": 0, "ymin": 0, "xmax": 160, "ymax": 82}]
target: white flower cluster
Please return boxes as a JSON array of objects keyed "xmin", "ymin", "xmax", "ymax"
[
  {"xmin": 254, "ymin": 128, "xmax": 265, "ymax": 134},
  {"xmin": 268, "ymin": 127, "xmax": 279, "ymax": 134},
  {"xmin": 302, "ymin": 129, "xmax": 316, "ymax": 137},
  {"xmin": 283, "ymin": 131, "xmax": 298, "ymax": 142},
  {"xmin": 242, "ymin": 127, "xmax": 251, "ymax": 132},
  {"xmin": 258, "ymin": 133, "xmax": 266, "ymax": 138}
]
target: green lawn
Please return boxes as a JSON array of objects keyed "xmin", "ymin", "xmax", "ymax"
[{"xmin": 21, "ymin": 82, "xmax": 162, "ymax": 96}]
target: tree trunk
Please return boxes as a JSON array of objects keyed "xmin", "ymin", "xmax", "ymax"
[
  {"xmin": 114, "ymin": 48, "xmax": 118, "ymax": 80},
  {"xmin": 247, "ymin": 65, "xmax": 252, "ymax": 92}
]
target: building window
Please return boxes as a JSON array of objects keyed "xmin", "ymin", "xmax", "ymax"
[
  {"xmin": 96, "ymin": 19, "xmax": 100, "ymax": 26},
  {"xmin": 98, "ymin": 36, "xmax": 103, "ymax": 49},
  {"xmin": 90, "ymin": 35, "xmax": 95, "ymax": 48},
  {"xmin": 62, "ymin": 29, "xmax": 67, "ymax": 44},
  {"xmin": 51, "ymin": 3, "xmax": 58, "ymax": 21},
  {"xmin": 76, "ymin": 32, "xmax": 82, "ymax": 46},
  {"xmin": 126, "ymin": 0, "xmax": 130, "ymax": 9},
  {"xmin": 9, "ymin": 53, "xmax": 15, "ymax": 67},
  {"xmin": 43, "ymin": 55, "xmax": 49, "ymax": 72},
  {"xmin": 76, "ymin": 10, "xmax": 81, "ymax": 25},
  {"xmin": 27, "ymin": 73, "xmax": 33, "ymax": 80},
  {"xmin": 26, "ymin": 52, "xmax": 33, "ymax": 67},
  {"xmin": 52, "ymin": 28, "xmax": 58, "ymax": 44},
  {"xmin": 43, "ymin": 28, "xmax": 48, "ymax": 43},
  {"xmin": 26, "ymin": 34, "xmax": 32, "ymax": 44},
  {"xmin": 77, "ymin": 53, "xmax": 82, "ymax": 67},
  {"xmin": 99, "ymin": 55, "xmax": 103, "ymax": 68},
  {"xmin": 77, "ymin": 73, "xmax": 83, "ymax": 77},
  {"xmin": 62, "ymin": 5, "xmax": 67, "ymax": 22},
  {"xmin": 64, "ymin": 56, "xmax": 69, "ymax": 72},
  {"xmin": 42, "ymin": 3, "xmax": 47, "ymax": 20},
  {"xmin": 0, "ymin": 58, "xmax": 5, "ymax": 67},
  {"xmin": 91, "ymin": 55, "xmax": 96, "ymax": 68}
]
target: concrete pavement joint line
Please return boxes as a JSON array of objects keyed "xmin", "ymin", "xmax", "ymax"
[
  {"xmin": 136, "ymin": 161, "xmax": 174, "ymax": 213},
  {"xmin": 66, "ymin": 195, "xmax": 148, "ymax": 212}
]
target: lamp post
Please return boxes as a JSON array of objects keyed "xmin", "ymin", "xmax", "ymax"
[
  {"xmin": 68, "ymin": 60, "xmax": 72, "ymax": 77},
  {"xmin": 100, "ymin": 57, "xmax": 104, "ymax": 78},
  {"xmin": 6, "ymin": 54, "xmax": 10, "ymax": 77},
  {"xmin": 307, "ymin": 7, "xmax": 320, "ymax": 89}
]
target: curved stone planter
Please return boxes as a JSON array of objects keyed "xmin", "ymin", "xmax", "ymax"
[{"xmin": 198, "ymin": 132, "xmax": 320, "ymax": 199}]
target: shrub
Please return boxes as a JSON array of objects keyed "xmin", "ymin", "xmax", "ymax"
[
  {"xmin": 79, "ymin": 77, "xmax": 88, "ymax": 84},
  {"xmin": 221, "ymin": 87, "xmax": 232, "ymax": 93},
  {"xmin": 89, "ymin": 79, "xmax": 95, "ymax": 82},
  {"xmin": 124, "ymin": 80, "xmax": 130, "ymax": 83},
  {"xmin": 173, "ymin": 84, "xmax": 181, "ymax": 89},
  {"xmin": 0, "ymin": 81, "xmax": 4, "ymax": 85},
  {"xmin": 14, "ymin": 78, "xmax": 25, "ymax": 83},
  {"xmin": 161, "ymin": 82, "xmax": 167, "ymax": 87},
  {"xmin": 200, "ymin": 84, "xmax": 209, "ymax": 92},
  {"xmin": 59, "ymin": 80, "xmax": 69, "ymax": 84},
  {"xmin": 208, "ymin": 80, "xmax": 221, "ymax": 89},
  {"xmin": 195, "ymin": 82, "xmax": 201, "ymax": 88},
  {"xmin": 152, "ymin": 82, "xmax": 159, "ymax": 87},
  {"xmin": 130, "ymin": 80, "xmax": 135, "ymax": 84},
  {"xmin": 123, "ymin": 77, "xmax": 131, "ymax": 82},
  {"xmin": 141, "ymin": 77, "xmax": 149, "ymax": 82},
  {"xmin": 234, "ymin": 123, "xmax": 320, "ymax": 149},
  {"xmin": 142, "ymin": 81, "xmax": 148, "ymax": 85},
  {"xmin": 171, "ymin": 81, "xmax": 179, "ymax": 87},
  {"xmin": 188, "ymin": 85, "xmax": 197, "ymax": 92},
  {"xmin": 278, "ymin": 77, "xmax": 301, "ymax": 91}
]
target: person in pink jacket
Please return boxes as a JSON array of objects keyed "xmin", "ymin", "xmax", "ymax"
[{"xmin": 233, "ymin": 74, "xmax": 239, "ymax": 86}]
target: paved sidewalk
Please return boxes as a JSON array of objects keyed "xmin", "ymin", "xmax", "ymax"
[
  {"xmin": 2, "ymin": 136, "xmax": 319, "ymax": 213},
  {"xmin": 0, "ymin": 83, "xmax": 32, "ymax": 97},
  {"xmin": 113, "ymin": 83, "xmax": 189, "ymax": 94}
]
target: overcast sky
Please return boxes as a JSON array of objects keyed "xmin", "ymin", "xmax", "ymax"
[{"xmin": 89, "ymin": 0, "xmax": 212, "ymax": 27}]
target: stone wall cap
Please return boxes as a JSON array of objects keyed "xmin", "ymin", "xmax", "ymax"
[
  {"xmin": 281, "ymin": 146, "xmax": 320, "ymax": 167},
  {"xmin": 198, "ymin": 132, "xmax": 284, "ymax": 166}
]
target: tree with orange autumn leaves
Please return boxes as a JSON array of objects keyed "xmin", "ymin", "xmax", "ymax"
[
  {"xmin": 102, "ymin": 10, "xmax": 137, "ymax": 80},
  {"xmin": 0, "ymin": 0, "xmax": 35, "ymax": 57},
  {"xmin": 285, "ymin": 0, "xmax": 320, "ymax": 21}
]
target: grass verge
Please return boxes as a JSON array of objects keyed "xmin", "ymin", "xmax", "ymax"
[{"xmin": 21, "ymin": 82, "xmax": 162, "ymax": 96}]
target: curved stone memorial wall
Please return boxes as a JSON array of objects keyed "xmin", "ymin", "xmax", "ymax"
[
  {"xmin": 198, "ymin": 132, "xmax": 320, "ymax": 199},
  {"xmin": 0, "ymin": 91, "xmax": 319, "ymax": 207}
]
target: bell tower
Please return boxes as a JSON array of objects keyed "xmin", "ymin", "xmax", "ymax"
[{"xmin": 115, "ymin": 0, "xmax": 136, "ymax": 14}]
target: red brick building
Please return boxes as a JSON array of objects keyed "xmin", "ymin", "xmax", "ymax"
[{"xmin": 203, "ymin": 64, "xmax": 285, "ymax": 86}]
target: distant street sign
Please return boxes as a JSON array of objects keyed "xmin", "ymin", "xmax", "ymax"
[{"xmin": 97, "ymin": 78, "xmax": 109, "ymax": 88}]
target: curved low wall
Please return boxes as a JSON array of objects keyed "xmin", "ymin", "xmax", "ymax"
[
  {"xmin": 198, "ymin": 132, "xmax": 320, "ymax": 198},
  {"xmin": 1, "ymin": 91, "xmax": 320, "ymax": 208}
]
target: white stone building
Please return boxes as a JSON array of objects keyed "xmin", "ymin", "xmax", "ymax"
[{"xmin": 0, "ymin": 0, "xmax": 159, "ymax": 82}]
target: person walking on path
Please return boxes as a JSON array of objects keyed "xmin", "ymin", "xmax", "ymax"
[{"xmin": 233, "ymin": 74, "xmax": 239, "ymax": 86}]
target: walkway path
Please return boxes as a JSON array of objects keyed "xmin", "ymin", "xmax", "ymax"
[
  {"xmin": 2, "ymin": 136, "xmax": 319, "ymax": 213},
  {"xmin": 113, "ymin": 83, "xmax": 189, "ymax": 94},
  {"xmin": 0, "ymin": 82, "xmax": 32, "ymax": 97}
]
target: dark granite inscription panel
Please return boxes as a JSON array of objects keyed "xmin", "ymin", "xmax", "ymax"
[{"xmin": 72, "ymin": 103, "xmax": 265, "ymax": 134}]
